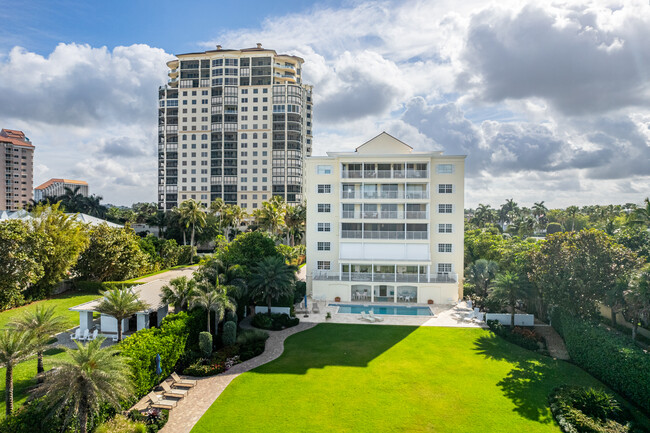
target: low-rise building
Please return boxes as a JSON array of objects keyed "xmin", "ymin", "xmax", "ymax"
[{"xmin": 34, "ymin": 178, "xmax": 89, "ymax": 201}]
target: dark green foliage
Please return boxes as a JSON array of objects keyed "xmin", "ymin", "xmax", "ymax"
[
  {"xmin": 251, "ymin": 313, "xmax": 299, "ymax": 330},
  {"xmin": 139, "ymin": 235, "xmax": 182, "ymax": 269},
  {"xmin": 128, "ymin": 408, "xmax": 169, "ymax": 433},
  {"xmin": 546, "ymin": 222, "xmax": 564, "ymax": 234},
  {"xmin": 183, "ymin": 359, "xmax": 226, "ymax": 377},
  {"xmin": 552, "ymin": 310, "xmax": 650, "ymax": 414},
  {"xmin": 294, "ymin": 281, "xmax": 307, "ymax": 304},
  {"xmin": 487, "ymin": 320, "xmax": 542, "ymax": 351},
  {"xmin": 615, "ymin": 227, "xmax": 650, "ymax": 261},
  {"xmin": 218, "ymin": 231, "xmax": 280, "ymax": 275},
  {"xmin": 119, "ymin": 312, "xmax": 192, "ymax": 398},
  {"xmin": 548, "ymin": 386, "xmax": 641, "ymax": 433},
  {"xmin": 236, "ymin": 329, "xmax": 269, "ymax": 346},
  {"xmin": 222, "ymin": 321, "xmax": 237, "ymax": 346},
  {"xmin": 225, "ymin": 310, "xmax": 238, "ymax": 323},
  {"xmin": 177, "ymin": 245, "xmax": 197, "ymax": 265},
  {"xmin": 199, "ymin": 332, "xmax": 213, "ymax": 358},
  {"xmin": 73, "ymin": 280, "xmax": 145, "ymax": 293}
]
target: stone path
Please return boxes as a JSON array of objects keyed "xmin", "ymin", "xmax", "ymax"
[
  {"xmin": 534, "ymin": 325, "xmax": 570, "ymax": 360},
  {"xmin": 159, "ymin": 321, "xmax": 316, "ymax": 433}
]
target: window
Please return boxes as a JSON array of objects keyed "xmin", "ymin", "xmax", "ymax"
[
  {"xmin": 317, "ymin": 223, "xmax": 331, "ymax": 232},
  {"xmin": 438, "ymin": 224, "xmax": 453, "ymax": 233},
  {"xmin": 317, "ymin": 184, "xmax": 331, "ymax": 194},
  {"xmin": 316, "ymin": 165, "xmax": 333, "ymax": 175},
  {"xmin": 317, "ymin": 242, "xmax": 331, "ymax": 251},
  {"xmin": 317, "ymin": 261, "xmax": 331, "ymax": 270},
  {"xmin": 438, "ymin": 243, "xmax": 453, "ymax": 253},
  {"xmin": 438, "ymin": 263, "xmax": 452, "ymax": 273},
  {"xmin": 438, "ymin": 204, "xmax": 453, "ymax": 214},
  {"xmin": 317, "ymin": 204, "xmax": 331, "ymax": 213},
  {"xmin": 438, "ymin": 184, "xmax": 453, "ymax": 193},
  {"xmin": 436, "ymin": 164, "xmax": 454, "ymax": 174}
]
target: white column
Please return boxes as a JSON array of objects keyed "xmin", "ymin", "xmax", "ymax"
[
  {"xmin": 157, "ymin": 305, "xmax": 169, "ymax": 326},
  {"xmin": 79, "ymin": 311, "xmax": 93, "ymax": 331},
  {"xmin": 136, "ymin": 313, "xmax": 149, "ymax": 331}
]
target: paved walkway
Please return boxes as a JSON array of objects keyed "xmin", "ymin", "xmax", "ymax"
[
  {"xmin": 133, "ymin": 266, "xmax": 196, "ymax": 283},
  {"xmin": 534, "ymin": 325, "xmax": 570, "ymax": 360},
  {"xmin": 159, "ymin": 321, "xmax": 316, "ymax": 433}
]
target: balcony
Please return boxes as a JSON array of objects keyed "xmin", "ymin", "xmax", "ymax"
[
  {"xmin": 312, "ymin": 271, "xmax": 458, "ymax": 284},
  {"xmin": 341, "ymin": 170, "xmax": 428, "ymax": 179},
  {"xmin": 274, "ymin": 63, "xmax": 296, "ymax": 72},
  {"xmin": 341, "ymin": 211, "xmax": 428, "ymax": 220},
  {"xmin": 341, "ymin": 191, "xmax": 429, "ymax": 200},
  {"xmin": 341, "ymin": 230, "xmax": 428, "ymax": 240}
]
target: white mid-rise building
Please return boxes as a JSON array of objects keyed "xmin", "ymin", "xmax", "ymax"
[{"xmin": 305, "ymin": 132, "xmax": 465, "ymax": 305}]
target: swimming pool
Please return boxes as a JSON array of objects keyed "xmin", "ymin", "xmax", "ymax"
[{"xmin": 329, "ymin": 304, "xmax": 433, "ymax": 316}]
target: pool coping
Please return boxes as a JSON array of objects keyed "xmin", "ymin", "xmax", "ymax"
[{"xmin": 327, "ymin": 303, "xmax": 435, "ymax": 317}]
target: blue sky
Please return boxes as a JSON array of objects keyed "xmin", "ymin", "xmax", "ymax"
[{"xmin": 0, "ymin": 0, "xmax": 649, "ymax": 207}]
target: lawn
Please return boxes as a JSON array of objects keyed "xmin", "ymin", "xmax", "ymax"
[{"xmin": 192, "ymin": 324, "xmax": 649, "ymax": 433}]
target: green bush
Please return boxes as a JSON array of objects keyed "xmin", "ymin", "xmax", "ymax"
[
  {"xmin": 94, "ymin": 415, "xmax": 146, "ymax": 433},
  {"xmin": 119, "ymin": 312, "xmax": 191, "ymax": 398},
  {"xmin": 183, "ymin": 359, "xmax": 226, "ymax": 377},
  {"xmin": 128, "ymin": 409, "xmax": 169, "ymax": 433},
  {"xmin": 552, "ymin": 310, "xmax": 650, "ymax": 414},
  {"xmin": 548, "ymin": 386, "xmax": 639, "ymax": 433},
  {"xmin": 237, "ymin": 329, "xmax": 269, "ymax": 346},
  {"xmin": 177, "ymin": 245, "xmax": 196, "ymax": 265},
  {"xmin": 294, "ymin": 281, "xmax": 307, "ymax": 304},
  {"xmin": 252, "ymin": 313, "xmax": 299, "ymax": 330},
  {"xmin": 487, "ymin": 320, "xmax": 541, "ymax": 351},
  {"xmin": 546, "ymin": 222, "xmax": 564, "ymax": 235},
  {"xmin": 222, "ymin": 321, "xmax": 237, "ymax": 346},
  {"xmin": 225, "ymin": 310, "xmax": 238, "ymax": 323},
  {"xmin": 199, "ymin": 332, "xmax": 213, "ymax": 358}
]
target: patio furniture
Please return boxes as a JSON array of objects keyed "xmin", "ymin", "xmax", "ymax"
[
  {"xmin": 360, "ymin": 311, "xmax": 376, "ymax": 322},
  {"xmin": 146, "ymin": 391, "xmax": 177, "ymax": 410},
  {"xmin": 171, "ymin": 372, "xmax": 196, "ymax": 389},
  {"xmin": 87, "ymin": 329, "xmax": 98, "ymax": 341},
  {"xmin": 161, "ymin": 381, "xmax": 187, "ymax": 399},
  {"xmin": 312, "ymin": 303, "xmax": 320, "ymax": 314},
  {"xmin": 70, "ymin": 328, "xmax": 81, "ymax": 341},
  {"xmin": 79, "ymin": 329, "xmax": 90, "ymax": 341},
  {"xmin": 368, "ymin": 310, "xmax": 384, "ymax": 322}
]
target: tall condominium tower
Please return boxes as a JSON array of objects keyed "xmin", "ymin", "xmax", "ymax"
[
  {"xmin": 157, "ymin": 43, "xmax": 313, "ymax": 211},
  {"xmin": 0, "ymin": 129, "xmax": 34, "ymax": 211}
]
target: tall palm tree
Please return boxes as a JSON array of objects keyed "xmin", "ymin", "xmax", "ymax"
[
  {"xmin": 82, "ymin": 195, "xmax": 107, "ymax": 218},
  {"xmin": 254, "ymin": 198, "xmax": 286, "ymax": 237},
  {"xmin": 473, "ymin": 204, "xmax": 494, "ymax": 228},
  {"xmin": 10, "ymin": 305, "xmax": 66, "ymax": 379},
  {"xmin": 465, "ymin": 259, "xmax": 499, "ymax": 308},
  {"xmin": 191, "ymin": 286, "xmax": 235, "ymax": 334},
  {"xmin": 226, "ymin": 205, "xmax": 247, "ymax": 239},
  {"xmin": 161, "ymin": 276, "xmax": 196, "ymax": 312},
  {"xmin": 34, "ymin": 338, "xmax": 133, "ymax": 433},
  {"xmin": 176, "ymin": 199, "xmax": 207, "ymax": 248},
  {"xmin": 209, "ymin": 197, "xmax": 226, "ymax": 235},
  {"xmin": 0, "ymin": 329, "xmax": 35, "ymax": 415},
  {"xmin": 284, "ymin": 204, "xmax": 306, "ymax": 246},
  {"xmin": 628, "ymin": 198, "xmax": 650, "ymax": 227},
  {"xmin": 95, "ymin": 288, "xmax": 149, "ymax": 342},
  {"xmin": 565, "ymin": 205, "xmax": 580, "ymax": 231},
  {"xmin": 489, "ymin": 271, "xmax": 527, "ymax": 327},
  {"xmin": 194, "ymin": 257, "xmax": 247, "ymax": 298},
  {"xmin": 249, "ymin": 256, "xmax": 297, "ymax": 314}
]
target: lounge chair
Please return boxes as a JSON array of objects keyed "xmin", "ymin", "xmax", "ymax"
[
  {"xmin": 88, "ymin": 329, "xmax": 98, "ymax": 341},
  {"xmin": 146, "ymin": 391, "xmax": 177, "ymax": 410},
  {"xmin": 368, "ymin": 310, "xmax": 384, "ymax": 322},
  {"xmin": 70, "ymin": 328, "xmax": 81, "ymax": 341},
  {"xmin": 161, "ymin": 381, "xmax": 187, "ymax": 399},
  {"xmin": 171, "ymin": 372, "xmax": 196, "ymax": 389},
  {"xmin": 312, "ymin": 302, "xmax": 320, "ymax": 314},
  {"xmin": 79, "ymin": 329, "xmax": 90, "ymax": 341},
  {"xmin": 360, "ymin": 311, "xmax": 376, "ymax": 323}
]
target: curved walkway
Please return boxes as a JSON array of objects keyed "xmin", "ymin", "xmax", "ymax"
[{"xmin": 161, "ymin": 321, "xmax": 316, "ymax": 433}]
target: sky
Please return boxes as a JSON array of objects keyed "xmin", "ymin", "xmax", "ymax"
[{"xmin": 0, "ymin": 0, "xmax": 649, "ymax": 208}]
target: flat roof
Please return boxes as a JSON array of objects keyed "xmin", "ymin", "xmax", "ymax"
[{"xmin": 69, "ymin": 279, "xmax": 170, "ymax": 313}]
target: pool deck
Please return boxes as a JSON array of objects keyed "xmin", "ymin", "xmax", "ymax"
[{"xmin": 299, "ymin": 300, "xmax": 487, "ymax": 328}]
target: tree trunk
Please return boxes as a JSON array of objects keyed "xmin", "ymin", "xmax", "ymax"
[
  {"xmin": 79, "ymin": 405, "xmax": 88, "ymax": 433},
  {"xmin": 191, "ymin": 223, "xmax": 195, "ymax": 248},
  {"xmin": 5, "ymin": 362, "xmax": 13, "ymax": 415},
  {"xmin": 267, "ymin": 295, "xmax": 272, "ymax": 315},
  {"xmin": 511, "ymin": 301, "xmax": 516, "ymax": 328},
  {"xmin": 207, "ymin": 310, "xmax": 211, "ymax": 333},
  {"xmin": 117, "ymin": 318, "xmax": 123, "ymax": 342},
  {"xmin": 611, "ymin": 308, "xmax": 617, "ymax": 327},
  {"xmin": 37, "ymin": 350, "xmax": 44, "ymax": 383},
  {"xmin": 632, "ymin": 320, "xmax": 638, "ymax": 341},
  {"xmin": 183, "ymin": 230, "xmax": 187, "ymax": 246}
]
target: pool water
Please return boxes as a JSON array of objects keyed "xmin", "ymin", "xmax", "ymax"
[{"xmin": 330, "ymin": 304, "xmax": 432, "ymax": 316}]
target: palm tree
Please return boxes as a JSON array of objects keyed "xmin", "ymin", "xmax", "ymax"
[
  {"xmin": 473, "ymin": 204, "xmax": 494, "ymax": 228},
  {"xmin": 249, "ymin": 256, "xmax": 297, "ymax": 314},
  {"xmin": 10, "ymin": 305, "xmax": 66, "ymax": 379},
  {"xmin": 226, "ymin": 205, "xmax": 247, "ymax": 239},
  {"xmin": 176, "ymin": 199, "xmax": 207, "ymax": 248},
  {"xmin": 191, "ymin": 286, "xmax": 235, "ymax": 334},
  {"xmin": 83, "ymin": 195, "xmax": 107, "ymax": 218},
  {"xmin": 161, "ymin": 276, "xmax": 196, "ymax": 312},
  {"xmin": 34, "ymin": 337, "xmax": 133, "ymax": 433},
  {"xmin": 0, "ymin": 329, "xmax": 34, "ymax": 415},
  {"xmin": 465, "ymin": 259, "xmax": 499, "ymax": 308},
  {"xmin": 209, "ymin": 197, "xmax": 226, "ymax": 235},
  {"xmin": 624, "ymin": 265, "xmax": 650, "ymax": 341},
  {"xmin": 628, "ymin": 198, "xmax": 650, "ymax": 227},
  {"xmin": 254, "ymin": 198, "xmax": 286, "ymax": 237},
  {"xmin": 489, "ymin": 271, "xmax": 527, "ymax": 327},
  {"xmin": 95, "ymin": 288, "xmax": 149, "ymax": 342},
  {"xmin": 195, "ymin": 257, "xmax": 246, "ymax": 297},
  {"xmin": 284, "ymin": 204, "xmax": 306, "ymax": 246},
  {"xmin": 565, "ymin": 205, "xmax": 580, "ymax": 231}
]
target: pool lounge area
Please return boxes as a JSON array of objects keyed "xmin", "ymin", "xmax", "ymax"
[{"xmin": 330, "ymin": 303, "xmax": 433, "ymax": 316}]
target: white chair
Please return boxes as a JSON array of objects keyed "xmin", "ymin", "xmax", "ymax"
[
  {"xmin": 70, "ymin": 328, "xmax": 81, "ymax": 341},
  {"xmin": 368, "ymin": 310, "xmax": 384, "ymax": 322},
  {"xmin": 79, "ymin": 329, "xmax": 90, "ymax": 341},
  {"xmin": 88, "ymin": 329, "xmax": 98, "ymax": 341},
  {"xmin": 360, "ymin": 311, "xmax": 376, "ymax": 322}
]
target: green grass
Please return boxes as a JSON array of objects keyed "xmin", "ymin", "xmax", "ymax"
[{"xmin": 192, "ymin": 324, "xmax": 650, "ymax": 433}]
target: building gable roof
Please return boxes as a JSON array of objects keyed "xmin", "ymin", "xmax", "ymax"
[{"xmin": 355, "ymin": 132, "xmax": 413, "ymax": 155}]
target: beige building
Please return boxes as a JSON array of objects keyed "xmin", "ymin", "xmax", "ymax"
[
  {"xmin": 0, "ymin": 129, "xmax": 34, "ymax": 211},
  {"xmin": 305, "ymin": 133, "xmax": 465, "ymax": 305},
  {"xmin": 157, "ymin": 43, "xmax": 313, "ymax": 211},
  {"xmin": 34, "ymin": 178, "xmax": 89, "ymax": 201}
]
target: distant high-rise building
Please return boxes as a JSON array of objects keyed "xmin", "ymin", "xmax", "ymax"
[
  {"xmin": 34, "ymin": 178, "xmax": 89, "ymax": 201},
  {"xmin": 157, "ymin": 43, "xmax": 313, "ymax": 211},
  {"xmin": 0, "ymin": 129, "xmax": 34, "ymax": 210}
]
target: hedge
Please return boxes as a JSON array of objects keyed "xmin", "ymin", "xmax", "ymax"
[
  {"xmin": 119, "ymin": 312, "xmax": 192, "ymax": 398},
  {"xmin": 74, "ymin": 280, "xmax": 145, "ymax": 292},
  {"xmin": 551, "ymin": 309, "xmax": 650, "ymax": 414}
]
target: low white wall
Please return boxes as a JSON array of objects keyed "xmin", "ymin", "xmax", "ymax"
[
  {"xmin": 599, "ymin": 303, "xmax": 650, "ymax": 339},
  {"xmin": 254, "ymin": 306, "xmax": 291, "ymax": 315},
  {"xmin": 100, "ymin": 315, "xmax": 129, "ymax": 333},
  {"xmin": 486, "ymin": 313, "xmax": 534, "ymax": 326}
]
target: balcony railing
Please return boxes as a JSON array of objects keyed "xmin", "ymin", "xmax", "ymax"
[
  {"xmin": 341, "ymin": 230, "xmax": 428, "ymax": 240},
  {"xmin": 341, "ymin": 211, "xmax": 428, "ymax": 220},
  {"xmin": 312, "ymin": 271, "xmax": 458, "ymax": 284},
  {"xmin": 341, "ymin": 170, "xmax": 429, "ymax": 179},
  {"xmin": 341, "ymin": 191, "xmax": 429, "ymax": 200}
]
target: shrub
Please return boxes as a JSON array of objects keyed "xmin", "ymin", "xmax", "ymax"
[
  {"xmin": 551, "ymin": 310, "xmax": 650, "ymax": 414},
  {"xmin": 184, "ymin": 359, "xmax": 226, "ymax": 377},
  {"xmin": 294, "ymin": 280, "xmax": 307, "ymax": 304},
  {"xmin": 128, "ymin": 408, "xmax": 169, "ymax": 433},
  {"xmin": 222, "ymin": 321, "xmax": 237, "ymax": 346},
  {"xmin": 546, "ymin": 222, "xmax": 564, "ymax": 235},
  {"xmin": 95, "ymin": 415, "xmax": 146, "ymax": 433},
  {"xmin": 225, "ymin": 310, "xmax": 238, "ymax": 323},
  {"xmin": 487, "ymin": 320, "xmax": 541, "ymax": 351},
  {"xmin": 177, "ymin": 245, "xmax": 196, "ymax": 265},
  {"xmin": 252, "ymin": 313, "xmax": 299, "ymax": 330},
  {"xmin": 548, "ymin": 386, "xmax": 639, "ymax": 433},
  {"xmin": 237, "ymin": 329, "xmax": 269, "ymax": 346},
  {"xmin": 199, "ymin": 332, "xmax": 213, "ymax": 358}
]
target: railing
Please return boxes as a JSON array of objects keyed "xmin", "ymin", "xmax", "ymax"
[
  {"xmin": 341, "ymin": 191, "xmax": 429, "ymax": 200},
  {"xmin": 341, "ymin": 170, "xmax": 429, "ymax": 179},
  {"xmin": 312, "ymin": 271, "xmax": 458, "ymax": 284},
  {"xmin": 341, "ymin": 230, "xmax": 428, "ymax": 240},
  {"xmin": 341, "ymin": 211, "xmax": 429, "ymax": 220}
]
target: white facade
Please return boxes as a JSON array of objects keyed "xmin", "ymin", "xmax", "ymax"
[{"xmin": 305, "ymin": 133, "xmax": 465, "ymax": 305}]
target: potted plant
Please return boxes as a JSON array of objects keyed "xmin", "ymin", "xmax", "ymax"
[
  {"xmin": 427, "ymin": 299, "xmax": 434, "ymax": 305},
  {"xmin": 334, "ymin": 296, "xmax": 341, "ymax": 302},
  {"xmin": 325, "ymin": 312, "xmax": 332, "ymax": 320}
]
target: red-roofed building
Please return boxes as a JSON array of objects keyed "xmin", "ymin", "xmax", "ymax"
[
  {"xmin": 34, "ymin": 178, "xmax": 89, "ymax": 201},
  {"xmin": 1, "ymin": 129, "xmax": 34, "ymax": 210}
]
